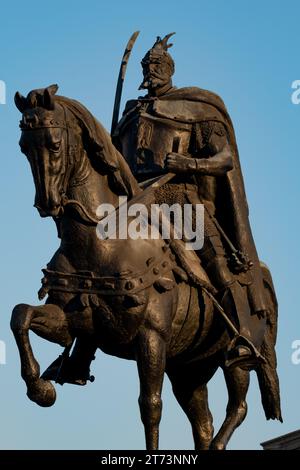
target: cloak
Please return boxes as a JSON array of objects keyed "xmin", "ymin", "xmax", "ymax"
[{"xmin": 119, "ymin": 87, "xmax": 268, "ymax": 313}]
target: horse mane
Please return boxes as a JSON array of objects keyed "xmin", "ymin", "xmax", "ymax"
[{"xmin": 55, "ymin": 95, "xmax": 140, "ymax": 197}]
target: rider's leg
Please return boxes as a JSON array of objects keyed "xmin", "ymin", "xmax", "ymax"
[
  {"xmin": 198, "ymin": 218, "xmax": 266, "ymax": 369},
  {"xmin": 41, "ymin": 298, "xmax": 98, "ymax": 386},
  {"xmin": 42, "ymin": 335, "xmax": 97, "ymax": 385}
]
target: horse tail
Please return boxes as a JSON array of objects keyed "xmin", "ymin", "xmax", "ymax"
[{"xmin": 255, "ymin": 263, "xmax": 282, "ymax": 422}]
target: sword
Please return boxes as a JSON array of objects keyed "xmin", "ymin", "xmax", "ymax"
[
  {"xmin": 110, "ymin": 31, "xmax": 140, "ymax": 136},
  {"xmin": 202, "ymin": 203, "xmax": 253, "ymax": 273}
]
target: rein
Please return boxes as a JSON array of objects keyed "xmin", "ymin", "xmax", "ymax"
[
  {"xmin": 39, "ymin": 104, "xmax": 106, "ymax": 225},
  {"xmin": 61, "ymin": 195, "xmax": 101, "ymax": 225}
]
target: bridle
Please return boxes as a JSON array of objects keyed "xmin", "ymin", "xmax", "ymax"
[{"xmin": 21, "ymin": 105, "xmax": 101, "ymax": 225}]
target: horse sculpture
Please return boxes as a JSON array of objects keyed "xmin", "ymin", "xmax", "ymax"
[{"xmin": 11, "ymin": 85, "xmax": 282, "ymax": 450}]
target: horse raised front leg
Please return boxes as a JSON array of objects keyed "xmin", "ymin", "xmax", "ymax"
[
  {"xmin": 136, "ymin": 328, "xmax": 166, "ymax": 450},
  {"xmin": 11, "ymin": 303, "xmax": 73, "ymax": 407},
  {"xmin": 210, "ymin": 367, "xmax": 250, "ymax": 450}
]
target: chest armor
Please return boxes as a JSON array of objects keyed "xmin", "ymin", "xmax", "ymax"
[{"xmin": 119, "ymin": 101, "xmax": 193, "ymax": 179}]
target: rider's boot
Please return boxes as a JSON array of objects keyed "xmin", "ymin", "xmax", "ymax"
[
  {"xmin": 42, "ymin": 337, "xmax": 97, "ymax": 385},
  {"xmin": 220, "ymin": 280, "xmax": 267, "ymax": 370}
]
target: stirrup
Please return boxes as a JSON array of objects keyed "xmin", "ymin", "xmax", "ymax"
[
  {"xmin": 41, "ymin": 354, "xmax": 95, "ymax": 386},
  {"xmin": 224, "ymin": 335, "xmax": 266, "ymax": 371}
]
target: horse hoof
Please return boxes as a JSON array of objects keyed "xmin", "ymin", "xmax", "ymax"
[
  {"xmin": 210, "ymin": 441, "xmax": 226, "ymax": 450},
  {"xmin": 27, "ymin": 378, "xmax": 56, "ymax": 407}
]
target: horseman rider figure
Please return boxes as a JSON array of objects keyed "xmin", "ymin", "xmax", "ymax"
[{"xmin": 43, "ymin": 33, "xmax": 269, "ymax": 385}]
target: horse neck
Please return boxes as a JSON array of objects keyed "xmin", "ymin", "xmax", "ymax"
[{"xmin": 66, "ymin": 149, "xmax": 120, "ymax": 218}]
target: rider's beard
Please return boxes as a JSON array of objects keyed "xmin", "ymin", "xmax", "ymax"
[{"xmin": 138, "ymin": 71, "xmax": 168, "ymax": 91}]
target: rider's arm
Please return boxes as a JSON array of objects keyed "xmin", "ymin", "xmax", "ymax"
[
  {"xmin": 192, "ymin": 122, "xmax": 233, "ymax": 176},
  {"xmin": 166, "ymin": 122, "xmax": 233, "ymax": 175}
]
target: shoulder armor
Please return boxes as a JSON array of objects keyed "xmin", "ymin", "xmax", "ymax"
[{"xmin": 152, "ymin": 99, "xmax": 225, "ymax": 124}]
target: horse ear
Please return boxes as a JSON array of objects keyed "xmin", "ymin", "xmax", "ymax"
[
  {"xmin": 14, "ymin": 92, "xmax": 27, "ymax": 113},
  {"xmin": 43, "ymin": 85, "xmax": 57, "ymax": 110},
  {"xmin": 47, "ymin": 84, "xmax": 59, "ymax": 95}
]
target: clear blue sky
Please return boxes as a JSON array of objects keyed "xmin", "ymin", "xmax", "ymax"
[{"xmin": 0, "ymin": 0, "xmax": 299, "ymax": 450}]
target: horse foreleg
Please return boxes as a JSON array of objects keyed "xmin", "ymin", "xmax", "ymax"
[
  {"xmin": 136, "ymin": 328, "xmax": 166, "ymax": 450},
  {"xmin": 11, "ymin": 303, "xmax": 73, "ymax": 407},
  {"xmin": 210, "ymin": 367, "xmax": 250, "ymax": 450}
]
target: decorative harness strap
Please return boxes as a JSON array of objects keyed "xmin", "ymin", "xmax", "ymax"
[{"xmin": 38, "ymin": 248, "xmax": 177, "ymax": 300}]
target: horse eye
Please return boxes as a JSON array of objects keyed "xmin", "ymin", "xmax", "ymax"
[{"xmin": 49, "ymin": 141, "xmax": 61, "ymax": 152}]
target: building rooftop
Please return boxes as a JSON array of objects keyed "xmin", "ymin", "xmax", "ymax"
[{"xmin": 261, "ymin": 429, "xmax": 300, "ymax": 450}]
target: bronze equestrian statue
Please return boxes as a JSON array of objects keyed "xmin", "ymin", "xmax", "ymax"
[{"xmin": 11, "ymin": 34, "xmax": 281, "ymax": 450}]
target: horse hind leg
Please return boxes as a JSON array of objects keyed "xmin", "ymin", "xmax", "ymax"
[
  {"xmin": 167, "ymin": 364, "xmax": 215, "ymax": 450},
  {"xmin": 136, "ymin": 327, "xmax": 166, "ymax": 450},
  {"xmin": 11, "ymin": 303, "xmax": 73, "ymax": 407},
  {"xmin": 210, "ymin": 367, "xmax": 249, "ymax": 450}
]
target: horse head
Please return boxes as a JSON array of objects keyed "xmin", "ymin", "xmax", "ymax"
[
  {"xmin": 15, "ymin": 84, "xmax": 139, "ymax": 219},
  {"xmin": 15, "ymin": 85, "xmax": 82, "ymax": 217}
]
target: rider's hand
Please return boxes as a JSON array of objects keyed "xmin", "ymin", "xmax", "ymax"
[{"xmin": 165, "ymin": 153, "xmax": 196, "ymax": 173}]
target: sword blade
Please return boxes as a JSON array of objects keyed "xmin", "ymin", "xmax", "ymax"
[{"xmin": 110, "ymin": 31, "xmax": 140, "ymax": 136}]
